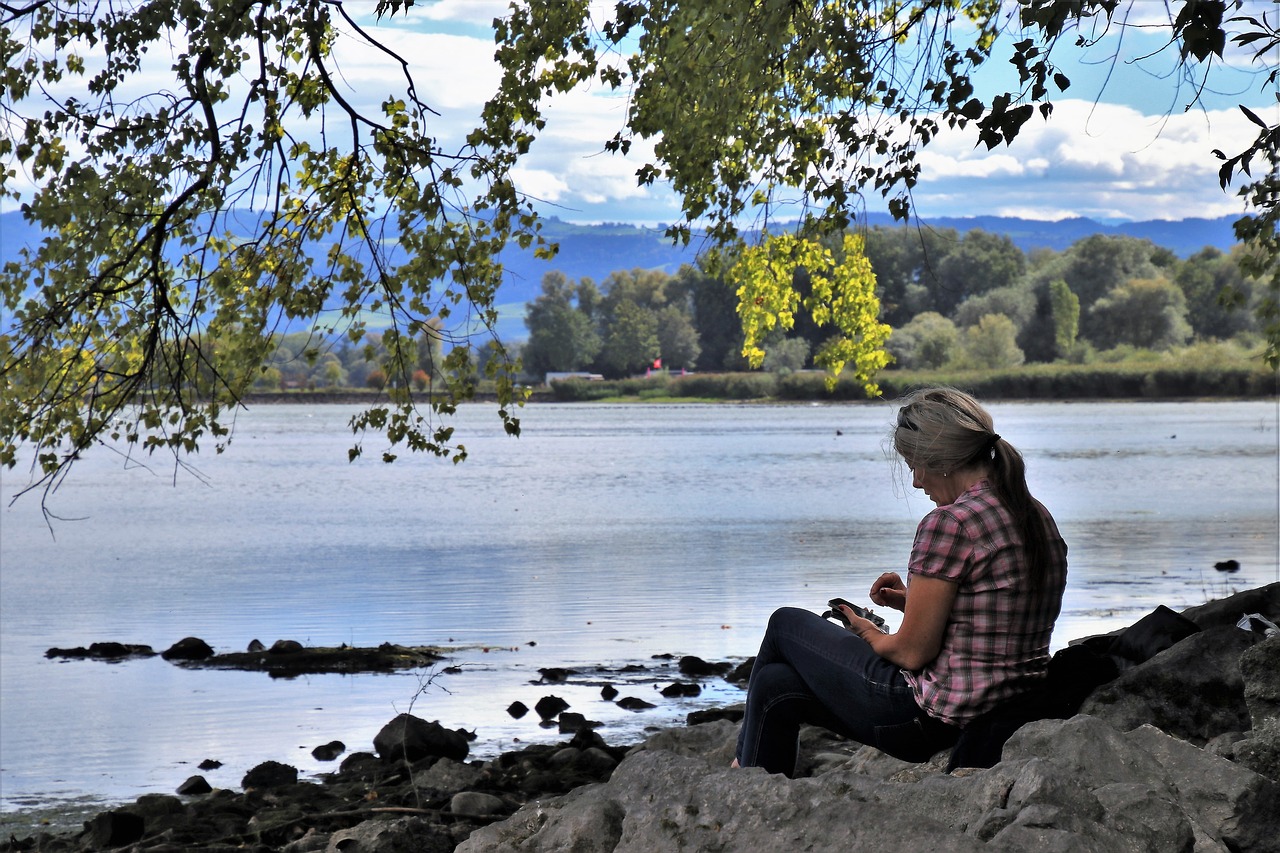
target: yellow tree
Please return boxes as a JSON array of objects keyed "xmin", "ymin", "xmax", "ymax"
[{"xmin": 731, "ymin": 233, "xmax": 890, "ymax": 394}]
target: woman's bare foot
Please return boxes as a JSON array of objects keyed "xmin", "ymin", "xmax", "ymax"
[{"xmin": 730, "ymin": 758, "xmax": 740, "ymax": 769}]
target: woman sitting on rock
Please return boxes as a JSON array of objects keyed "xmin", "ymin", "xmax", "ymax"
[{"xmin": 733, "ymin": 387, "xmax": 1068, "ymax": 776}]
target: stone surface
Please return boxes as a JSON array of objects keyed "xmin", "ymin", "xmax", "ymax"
[
  {"xmin": 1240, "ymin": 633, "xmax": 1280, "ymax": 728},
  {"xmin": 1079, "ymin": 626, "xmax": 1256, "ymax": 743},
  {"xmin": 460, "ymin": 715, "xmax": 1280, "ymax": 853},
  {"xmin": 241, "ymin": 760, "xmax": 298, "ymax": 789},
  {"xmin": 175, "ymin": 775, "xmax": 212, "ymax": 796},
  {"xmin": 372, "ymin": 713, "xmax": 469, "ymax": 763},
  {"xmin": 160, "ymin": 636, "xmax": 215, "ymax": 661}
]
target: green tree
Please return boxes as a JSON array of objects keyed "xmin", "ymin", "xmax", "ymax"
[
  {"xmin": 596, "ymin": 299, "xmax": 659, "ymax": 378},
  {"xmin": 522, "ymin": 272, "xmax": 602, "ymax": 377},
  {"xmin": 762, "ymin": 337, "xmax": 811, "ymax": 374},
  {"xmin": 959, "ymin": 314, "xmax": 1025, "ymax": 370},
  {"xmin": 934, "ymin": 231, "xmax": 1027, "ymax": 319},
  {"xmin": 655, "ymin": 305, "xmax": 701, "ymax": 370},
  {"xmin": 1089, "ymin": 278, "xmax": 1193, "ymax": 351},
  {"xmin": 1019, "ymin": 235, "xmax": 1167, "ymax": 361},
  {"xmin": 675, "ymin": 263, "xmax": 743, "ymax": 372},
  {"xmin": 1175, "ymin": 248, "xmax": 1256, "ymax": 341},
  {"xmin": 862, "ymin": 225, "xmax": 957, "ymax": 327},
  {"xmin": 1048, "ymin": 279, "xmax": 1081, "ymax": 360},
  {"xmin": 953, "ymin": 285, "xmax": 1036, "ymax": 333},
  {"xmin": 886, "ymin": 311, "xmax": 959, "ymax": 370}
]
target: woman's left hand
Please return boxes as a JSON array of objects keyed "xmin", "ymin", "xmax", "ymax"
[{"xmin": 834, "ymin": 605, "xmax": 882, "ymax": 644}]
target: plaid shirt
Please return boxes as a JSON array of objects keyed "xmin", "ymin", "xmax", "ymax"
[{"xmin": 903, "ymin": 480, "xmax": 1067, "ymax": 726}]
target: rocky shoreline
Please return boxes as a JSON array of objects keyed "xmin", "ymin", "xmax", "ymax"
[{"xmin": 7, "ymin": 584, "xmax": 1278, "ymax": 852}]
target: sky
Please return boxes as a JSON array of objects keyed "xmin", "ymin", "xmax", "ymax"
[
  {"xmin": 3, "ymin": 1, "xmax": 1276, "ymax": 227},
  {"xmin": 336, "ymin": 0, "xmax": 1277, "ymax": 226}
]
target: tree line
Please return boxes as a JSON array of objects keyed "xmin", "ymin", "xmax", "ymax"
[
  {"xmin": 249, "ymin": 224, "xmax": 1265, "ymax": 392},
  {"xmin": 513, "ymin": 226, "xmax": 1264, "ymax": 381}
]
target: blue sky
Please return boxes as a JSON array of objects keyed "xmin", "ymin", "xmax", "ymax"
[{"xmin": 347, "ymin": 0, "xmax": 1275, "ymax": 225}]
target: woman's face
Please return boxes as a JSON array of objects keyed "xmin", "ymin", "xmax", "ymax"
[{"xmin": 908, "ymin": 461, "xmax": 956, "ymax": 506}]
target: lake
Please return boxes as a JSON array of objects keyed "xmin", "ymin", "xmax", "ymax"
[{"xmin": 1, "ymin": 399, "xmax": 1277, "ymax": 815}]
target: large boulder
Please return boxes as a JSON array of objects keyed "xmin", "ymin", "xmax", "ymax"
[
  {"xmin": 373, "ymin": 713, "xmax": 469, "ymax": 763},
  {"xmin": 1079, "ymin": 626, "xmax": 1256, "ymax": 742},
  {"xmin": 458, "ymin": 716, "xmax": 1280, "ymax": 853},
  {"xmin": 1241, "ymin": 633, "xmax": 1280, "ymax": 728}
]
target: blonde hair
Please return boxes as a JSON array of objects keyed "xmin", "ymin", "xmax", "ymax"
[{"xmin": 893, "ymin": 387, "xmax": 1052, "ymax": 585}]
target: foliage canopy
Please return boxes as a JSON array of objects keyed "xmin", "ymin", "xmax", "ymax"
[{"xmin": 1, "ymin": 0, "xmax": 1275, "ymax": 499}]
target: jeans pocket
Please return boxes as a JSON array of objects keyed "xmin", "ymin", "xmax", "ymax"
[{"xmin": 873, "ymin": 717, "xmax": 949, "ymax": 763}]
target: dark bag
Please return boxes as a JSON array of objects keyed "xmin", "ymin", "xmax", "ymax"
[{"xmin": 1105, "ymin": 604, "xmax": 1201, "ymax": 670}]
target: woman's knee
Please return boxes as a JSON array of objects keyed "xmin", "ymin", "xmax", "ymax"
[{"xmin": 766, "ymin": 605, "xmax": 820, "ymax": 635}]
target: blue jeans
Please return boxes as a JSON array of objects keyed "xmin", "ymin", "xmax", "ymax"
[{"xmin": 734, "ymin": 607, "xmax": 958, "ymax": 776}]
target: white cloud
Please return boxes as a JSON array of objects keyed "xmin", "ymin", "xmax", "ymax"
[
  {"xmin": 328, "ymin": 26, "xmax": 500, "ymax": 114},
  {"xmin": 910, "ymin": 98, "xmax": 1262, "ymax": 221}
]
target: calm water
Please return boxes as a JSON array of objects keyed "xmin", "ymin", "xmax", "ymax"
[{"xmin": 1, "ymin": 400, "xmax": 1277, "ymax": 815}]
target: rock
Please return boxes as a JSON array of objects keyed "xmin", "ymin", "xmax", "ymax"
[
  {"xmin": 44, "ymin": 642, "xmax": 156, "ymax": 660},
  {"xmin": 687, "ymin": 706, "xmax": 743, "ymax": 727},
  {"xmin": 311, "ymin": 740, "xmax": 346, "ymax": 761},
  {"xmin": 506, "ymin": 701, "xmax": 529, "ymax": 719},
  {"xmin": 1079, "ymin": 626, "xmax": 1255, "ymax": 743},
  {"xmin": 458, "ymin": 715, "xmax": 1280, "ymax": 853},
  {"xmin": 600, "ymin": 684, "xmax": 618, "ymax": 701},
  {"xmin": 534, "ymin": 695, "xmax": 569, "ymax": 720},
  {"xmin": 450, "ymin": 791, "xmax": 507, "ymax": 817},
  {"xmin": 414, "ymin": 758, "xmax": 483, "ymax": 793},
  {"xmin": 677, "ymin": 655, "xmax": 730, "ymax": 676},
  {"xmin": 197, "ymin": 758, "xmax": 222, "ymax": 770},
  {"xmin": 725, "ymin": 657, "xmax": 754, "ymax": 684},
  {"xmin": 660, "ymin": 682, "xmax": 701, "ymax": 698},
  {"xmin": 1240, "ymin": 633, "xmax": 1280, "ymax": 728},
  {"xmin": 247, "ymin": 638, "xmax": 266, "ymax": 652},
  {"xmin": 373, "ymin": 713, "xmax": 469, "ymax": 763},
  {"xmin": 161, "ymin": 636, "xmax": 215, "ymax": 661},
  {"xmin": 176, "ymin": 775, "xmax": 212, "ymax": 795},
  {"xmin": 616, "ymin": 696, "xmax": 655, "ymax": 711},
  {"xmin": 1235, "ymin": 716, "xmax": 1280, "ymax": 782},
  {"xmin": 1181, "ymin": 583, "xmax": 1280, "ymax": 629},
  {"xmin": 325, "ymin": 815, "xmax": 455, "ymax": 853},
  {"xmin": 85, "ymin": 641, "xmax": 155, "ymax": 659},
  {"xmin": 270, "ymin": 639, "xmax": 305, "ymax": 654},
  {"xmin": 558, "ymin": 712, "xmax": 598, "ymax": 733},
  {"xmin": 537, "ymin": 667, "xmax": 574, "ymax": 683},
  {"xmin": 83, "ymin": 809, "xmax": 145, "ymax": 848},
  {"xmin": 241, "ymin": 760, "xmax": 298, "ymax": 789}
]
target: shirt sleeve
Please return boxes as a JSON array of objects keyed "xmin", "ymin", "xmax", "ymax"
[{"xmin": 909, "ymin": 507, "xmax": 971, "ymax": 584}]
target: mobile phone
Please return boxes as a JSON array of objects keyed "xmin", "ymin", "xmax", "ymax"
[{"xmin": 823, "ymin": 597, "xmax": 889, "ymax": 633}]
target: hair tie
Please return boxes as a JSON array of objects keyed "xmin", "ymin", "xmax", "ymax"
[{"xmin": 989, "ymin": 433, "xmax": 1001, "ymax": 450}]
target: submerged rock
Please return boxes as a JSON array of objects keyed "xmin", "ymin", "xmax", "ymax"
[{"xmin": 160, "ymin": 637, "xmax": 215, "ymax": 661}]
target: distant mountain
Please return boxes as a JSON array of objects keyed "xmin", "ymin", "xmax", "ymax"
[{"xmin": 856, "ymin": 212, "xmax": 1242, "ymax": 259}]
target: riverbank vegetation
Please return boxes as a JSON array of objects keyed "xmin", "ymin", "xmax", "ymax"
[{"xmin": 245, "ymin": 227, "xmax": 1275, "ymax": 403}]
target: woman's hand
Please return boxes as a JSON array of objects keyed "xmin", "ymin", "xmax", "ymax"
[
  {"xmin": 869, "ymin": 572, "xmax": 907, "ymax": 612},
  {"xmin": 833, "ymin": 605, "xmax": 885, "ymax": 645}
]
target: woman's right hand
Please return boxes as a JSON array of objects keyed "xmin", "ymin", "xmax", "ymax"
[{"xmin": 870, "ymin": 572, "xmax": 907, "ymax": 612}]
